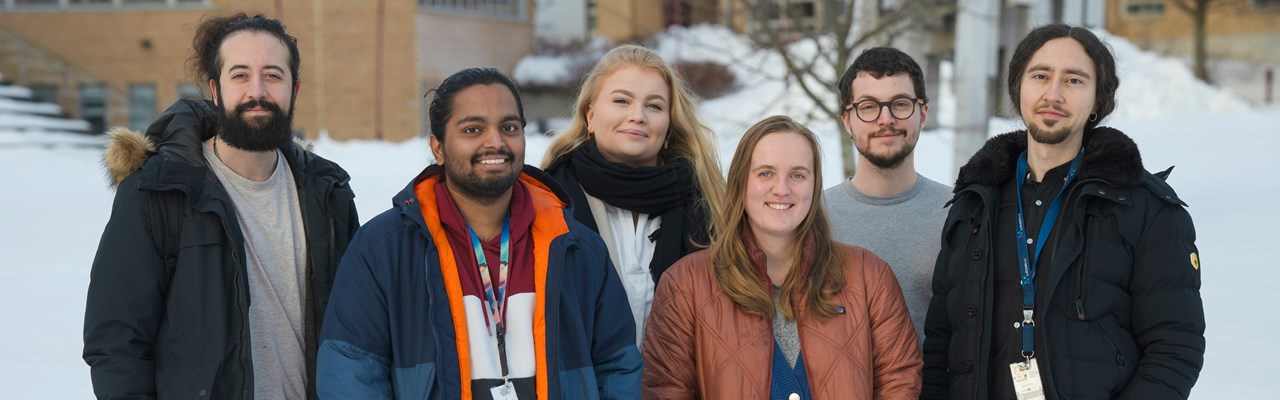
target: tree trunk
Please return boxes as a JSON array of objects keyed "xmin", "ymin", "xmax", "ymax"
[
  {"xmin": 840, "ymin": 115, "xmax": 856, "ymax": 177},
  {"xmin": 1192, "ymin": 0, "xmax": 1209, "ymax": 82}
]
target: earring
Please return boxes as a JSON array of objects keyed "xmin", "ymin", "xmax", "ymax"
[
  {"xmin": 663, "ymin": 139, "xmax": 670, "ymax": 149},
  {"xmin": 1088, "ymin": 113, "xmax": 1098, "ymax": 122}
]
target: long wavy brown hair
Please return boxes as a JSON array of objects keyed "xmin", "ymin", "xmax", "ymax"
[
  {"xmin": 712, "ymin": 115, "xmax": 846, "ymax": 321},
  {"xmin": 541, "ymin": 44, "xmax": 725, "ymax": 233}
]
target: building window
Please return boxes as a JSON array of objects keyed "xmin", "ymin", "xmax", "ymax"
[
  {"xmin": 67, "ymin": 0, "xmax": 112, "ymax": 6},
  {"xmin": 587, "ymin": 0, "xmax": 598, "ymax": 34},
  {"xmin": 30, "ymin": 84, "xmax": 58, "ymax": 105},
  {"xmin": 1123, "ymin": 0, "xmax": 1165, "ymax": 17},
  {"xmin": 419, "ymin": 0, "xmax": 524, "ymax": 19},
  {"xmin": 121, "ymin": 0, "xmax": 166, "ymax": 7},
  {"xmin": 79, "ymin": 83, "xmax": 107, "ymax": 135},
  {"xmin": 5, "ymin": 0, "xmax": 208, "ymax": 10},
  {"xmin": 13, "ymin": 0, "xmax": 59, "ymax": 8},
  {"xmin": 750, "ymin": 0, "xmax": 820, "ymax": 39},
  {"xmin": 176, "ymin": 83, "xmax": 204, "ymax": 100},
  {"xmin": 1254, "ymin": 0, "xmax": 1280, "ymax": 10},
  {"xmin": 128, "ymin": 84, "xmax": 157, "ymax": 132},
  {"xmin": 663, "ymin": 0, "xmax": 693, "ymax": 27}
]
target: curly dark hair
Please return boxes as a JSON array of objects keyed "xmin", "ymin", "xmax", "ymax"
[{"xmin": 189, "ymin": 13, "xmax": 301, "ymax": 88}]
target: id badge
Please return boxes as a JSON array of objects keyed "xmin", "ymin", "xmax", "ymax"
[
  {"xmin": 1008, "ymin": 358, "xmax": 1046, "ymax": 400},
  {"xmin": 490, "ymin": 380, "xmax": 519, "ymax": 400}
]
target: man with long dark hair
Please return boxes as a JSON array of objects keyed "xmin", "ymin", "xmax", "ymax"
[
  {"xmin": 922, "ymin": 24, "xmax": 1204, "ymax": 399},
  {"xmin": 317, "ymin": 67, "xmax": 641, "ymax": 399},
  {"xmin": 84, "ymin": 13, "xmax": 359, "ymax": 399}
]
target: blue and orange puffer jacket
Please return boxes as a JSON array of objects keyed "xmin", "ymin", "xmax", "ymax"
[{"xmin": 317, "ymin": 165, "xmax": 642, "ymax": 399}]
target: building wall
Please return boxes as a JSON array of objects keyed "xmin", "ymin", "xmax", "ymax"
[
  {"xmin": 416, "ymin": 9, "xmax": 534, "ymax": 137},
  {"xmin": 0, "ymin": 6, "xmax": 211, "ymax": 133},
  {"xmin": 316, "ymin": 0, "xmax": 420, "ymax": 141},
  {"xmin": 595, "ymin": 0, "xmax": 665, "ymax": 41},
  {"xmin": 0, "ymin": 0, "xmax": 428, "ymax": 141},
  {"xmin": 1105, "ymin": 0, "xmax": 1280, "ymax": 64}
]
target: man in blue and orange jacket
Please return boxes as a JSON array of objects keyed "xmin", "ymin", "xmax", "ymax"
[{"xmin": 317, "ymin": 68, "xmax": 641, "ymax": 399}]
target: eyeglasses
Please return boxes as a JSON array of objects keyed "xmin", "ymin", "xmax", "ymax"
[{"xmin": 845, "ymin": 97, "xmax": 925, "ymax": 123}]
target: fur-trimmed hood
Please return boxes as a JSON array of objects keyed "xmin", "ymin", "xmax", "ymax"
[
  {"xmin": 954, "ymin": 126, "xmax": 1148, "ymax": 191},
  {"xmin": 102, "ymin": 98, "xmax": 319, "ymax": 187}
]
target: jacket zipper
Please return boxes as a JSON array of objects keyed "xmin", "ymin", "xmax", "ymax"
[
  {"xmin": 971, "ymin": 187, "xmax": 996, "ymax": 400},
  {"xmin": 1074, "ymin": 219, "xmax": 1090, "ymax": 321},
  {"xmin": 1039, "ymin": 177, "xmax": 1116, "ymax": 399},
  {"xmin": 326, "ymin": 179, "xmax": 344, "ymax": 285},
  {"xmin": 973, "ymin": 214, "xmax": 991, "ymax": 400},
  {"xmin": 1048, "ymin": 178, "xmax": 1118, "ymax": 323},
  {"xmin": 218, "ymin": 216, "xmax": 249, "ymax": 400}
]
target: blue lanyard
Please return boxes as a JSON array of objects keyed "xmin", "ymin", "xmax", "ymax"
[
  {"xmin": 1013, "ymin": 147, "xmax": 1084, "ymax": 360},
  {"xmin": 467, "ymin": 214, "xmax": 511, "ymax": 335}
]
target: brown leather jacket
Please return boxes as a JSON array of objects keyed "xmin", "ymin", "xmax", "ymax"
[{"xmin": 641, "ymin": 242, "xmax": 922, "ymax": 400}]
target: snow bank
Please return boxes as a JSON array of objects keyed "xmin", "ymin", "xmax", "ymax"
[
  {"xmin": 1096, "ymin": 30, "xmax": 1253, "ymax": 118},
  {"xmin": 513, "ymin": 55, "xmax": 580, "ymax": 87}
]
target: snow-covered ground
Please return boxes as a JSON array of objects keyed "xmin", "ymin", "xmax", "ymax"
[{"xmin": 2, "ymin": 26, "xmax": 1275, "ymax": 398}]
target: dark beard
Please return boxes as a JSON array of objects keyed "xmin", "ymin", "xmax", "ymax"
[
  {"xmin": 443, "ymin": 149, "xmax": 520, "ymax": 204},
  {"xmin": 857, "ymin": 127, "xmax": 915, "ymax": 169},
  {"xmin": 217, "ymin": 98, "xmax": 294, "ymax": 152},
  {"xmin": 1027, "ymin": 122, "xmax": 1071, "ymax": 145}
]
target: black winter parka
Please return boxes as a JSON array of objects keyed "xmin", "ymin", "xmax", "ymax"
[
  {"xmin": 83, "ymin": 99, "xmax": 359, "ymax": 399},
  {"xmin": 921, "ymin": 127, "xmax": 1204, "ymax": 400}
]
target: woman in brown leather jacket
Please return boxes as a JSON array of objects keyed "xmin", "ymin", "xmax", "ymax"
[{"xmin": 641, "ymin": 116, "xmax": 922, "ymax": 400}]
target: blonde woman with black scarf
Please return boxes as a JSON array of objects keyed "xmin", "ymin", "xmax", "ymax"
[{"xmin": 543, "ymin": 45, "xmax": 725, "ymax": 348}]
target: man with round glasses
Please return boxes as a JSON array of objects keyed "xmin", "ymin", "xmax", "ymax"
[{"xmin": 823, "ymin": 47, "xmax": 952, "ymax": 346}]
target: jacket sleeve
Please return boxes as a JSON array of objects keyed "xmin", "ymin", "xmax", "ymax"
[
  {"xmin": 1116, "ymin": 204, "xmax": 1204, "ymax": 399},
  {"xmin": 82, "ymin": 177, "xmax": 165, "ymax": 400},
  {"xmin": 317, "ymin": 233, "xmax": 394, "ymax": 399},
  {"xmin": 920, "ymin": 214, "xmax": 959, "ymax": 399},
  {"xmin": 640, "ymin": 260, "xmax": 698, "ymax": 400},
  {"xmin": 590, "ymin": 246, "xmax": 644, "ymax": 400},
  {"xmin": 864, "ymin": 254, "xmax": 923, "ymax": 400}
]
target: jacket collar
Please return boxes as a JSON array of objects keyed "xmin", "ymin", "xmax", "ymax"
[
  {"xmin": 103, "ymin": 99, "xmax": 348, "ymax": 193},
  {"xmin": 953, "ymin": 126, "xmax": 1147, "ymax": 192},
  {"xmin": 741, "ymin": 223, "xmax": 817, "ymax": 286},
  {"xmin": 393, "ymin": 164, "xmax": 575, "ymax": 236}
]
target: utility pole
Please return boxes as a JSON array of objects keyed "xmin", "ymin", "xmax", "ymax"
[{"xmin": 953, "ymin": 0, "xmax": 999, "ymax": 173}]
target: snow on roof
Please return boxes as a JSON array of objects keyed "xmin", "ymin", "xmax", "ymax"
[
  {"xmin": 0, "ymin": 96, "xmax": 63, "ymax": 116},
  {"xmin": 0, "ymin": 85, "xmax": 33, "ymax": 99},
  {"xmin": 0, "ymin": 112, "xmax": 91, "ymax": 132}
]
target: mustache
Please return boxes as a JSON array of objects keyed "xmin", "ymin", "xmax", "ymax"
[
  {"xmin": 233, "ymin": 99, "xmax": 285, "ymax": 117},
  {"xmin": 1035, "ymin": 104, "xmax": 1071, "ymax": 116},
  {"xmin": 871, "ymin": 127, "xmax": 906, "ymax": 137},
  {"xmin": 471, "ymin": 149, "xmax": 514, "ymax": 164}
]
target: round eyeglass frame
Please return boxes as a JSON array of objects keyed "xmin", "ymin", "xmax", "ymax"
[{"xmin": 845, "ymin": 97, "xmax": 926, "ymax": 123}]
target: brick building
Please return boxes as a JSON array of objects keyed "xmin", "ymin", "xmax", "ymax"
[
  {"xmin": 0, "ymin": 0, "xmax": 535, "ymax": 141},
  {"xmin": 1105, "ymin": 0, "xmax": 1280, "ymax": 103}
]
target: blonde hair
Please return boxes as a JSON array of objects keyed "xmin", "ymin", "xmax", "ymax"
[
  {"xmin": 542, "ymin": 44, "xmax": 725, "ymax": 234},
  {"xmin": 711, "ymin": 115, "xmax": 845, "ymax": 321}
]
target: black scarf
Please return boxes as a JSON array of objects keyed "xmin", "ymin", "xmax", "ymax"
[{"xmin": 545, "ymin": 140, "xmax": 710, "ymax": 283}]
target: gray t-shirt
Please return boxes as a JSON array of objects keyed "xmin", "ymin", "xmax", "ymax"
[
  {"xmin": 822, "ymin": 173, "xmax": 952, "ymax": 344},
  {"xmin": 205, "ymin": 145, "xmax": 309, "ymax": 399},
  {"xmin": 772, "ymin": 286, "xmax": 800, "ymax": 368}
]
